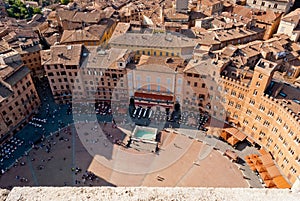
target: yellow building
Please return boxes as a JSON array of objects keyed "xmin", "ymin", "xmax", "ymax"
[
  {"xmin": 109, "ymin": 32, "xmax": 197, "ymax": 60},
  {"xmin": 60, "ymin": 19, "xmax": 117, "ymax": 46}
]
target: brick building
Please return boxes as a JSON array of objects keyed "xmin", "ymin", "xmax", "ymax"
[{"xmin": 0, "ymin": 46, "xmax": 40, "ymax": 142}]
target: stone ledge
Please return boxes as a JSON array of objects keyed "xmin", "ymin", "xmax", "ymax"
[
  {"xmin": 0, "ymin": 189, "xmax": 9, "ymax": 201},
  {"xmin": 1, "ymin": 187, "xmax": 299, "ymax": 201}
]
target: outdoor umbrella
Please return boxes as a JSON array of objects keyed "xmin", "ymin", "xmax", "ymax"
[
  {"xmin": 259, "ymin": 171, "xmax": 271, "ymax": 180},
  {"xmin": 264, "ymin": 179, "xmax": 276, "ymax": 188},
  {"xmin": 227, "ymin": 136, "xmax": 239, "ymax": 146}
]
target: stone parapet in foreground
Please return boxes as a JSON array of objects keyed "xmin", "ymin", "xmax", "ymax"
[{"xmin": 1, "ymin": 187, "xmax": 299, "ymax": 201}]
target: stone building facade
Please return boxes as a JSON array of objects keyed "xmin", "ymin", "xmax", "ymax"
[
  {"xmin": 246, "ymin": 0, "xmax": 294, "ymax": 14},
  {"xmin": 0, "ymin": 48, "xmax": 40, "ymax": 142}
]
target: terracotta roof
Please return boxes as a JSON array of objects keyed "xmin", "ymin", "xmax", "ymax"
[
  {"xmin": 201, "ymin": 0, "xmax": 222, "ymax": 6},
  {"xmin": 232, "ymin": 5, "xmax": 281, "ymax": 24},
  {"xmin": 41, "ymin": 44, "xmax": 83, "ymax": 66},
  {"xmin": 72, "ymin": 11, "xmax": 103, "ymax": 23},
  {"xmin": 5, "ymin": 65, "xmax": 30, "ymax": 86},
  {"xmin": 84, "ymin": 25, "xmax": 107, "ymax": 38},
  {"xmin": 281, "ymin": 8, "xmax": 300, "ymax": 23},
  {"xmin": 60, "ymin": 29, "xmax": 99, "ymax": 44},
  {"xmin": 109, "ymin": 22, "xmax": 130, "ymax": 41},
  {"xmin": 137, "ymin": 55, "xmax": 185, "ymax": 73},
  {"xmin": 80, "ymin": 47, "xmax": 131, "ymax": 70},
  {"xmin": 109, "ymin": 32, "xmax": 197, "ymax": 48},
  {"xmin": 56, "ymin": 10, "xmax": 76, "ymax": 21}
]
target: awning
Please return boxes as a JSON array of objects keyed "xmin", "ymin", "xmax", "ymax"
[
  {"xmin": 259, "ymin": 171, "xmax": 271, "ymax": 180},
  {"xmin": 273, "ymin": 176, "xmax": 291, "ymax": 189},
  {"xmin": 220, "ymin": 131, "xmax": 230, "ymax": 140},
  {"xmin": 224, "ymin": 149, "xmax": 238, "ymax": 161},
  {"xmin": 256, "ymin": 164, "xmax": 267, "ymax": 173},
  {"xmin": 260, "ymin": 154, "xmax": 274, "ymax": 167},
  {"xmin": 264, "ymin": 179, "xmax": 276, "ymax": 188},
  {"xmin": 223, "ymin": 127, "xmax": 247, "ymax": 141},
  {"xmin": 134, "ymin": 92, "xmax": 173, "ymax": 101},
  {"xmin": 266, "ymin": 165, "xmax": 281, "ymax": 178},
  {"xmin": 227, "ymin": 136, "xmax": 239, "ymax": 146},
  {"xmin": 250, "ymin": 157, "xmax": 262, "ymax": 165}
]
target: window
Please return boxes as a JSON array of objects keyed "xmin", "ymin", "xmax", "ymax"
[
  {"xmin": 274, "ymin": 3, "xmax": 278, "ymax": 8},
  {"xmin": 259, "ymin": 131, "xmax": 265, "ymax": 137},
  {"xmin": 274, "ymin": 144, "xmax": 279, "ymax": 150},
  {"xmin": 255, "ymin": 115, "xmax": 261, "ymax": 121},
  {"xmin": 288, "ymin": 130, "xmax": 294, "ymax": 137},
  {"xmin": 253, "ymin": 0, "xmax": 256, "ymax": 4},
  {"xmin": 252, "ymin": 125, "xmax": 257, "ymax": 131},
  {"xmin": 296, "ymin": 156, "xmax": 300, "ymax": 164},
  {"xmin": 235, "ymin": 104, "xmax": 241, "ymax": 109},
  {"xmin": 288, "ymin": 147, "xmax": 294, "ymax": 156},
  {"xmin": 294, "ymin": 136, "xmax": 300, "ymax": 144},
  {"xmin": 228, "ymin": 101, "xmax": 234, "ymax": 106},
  {"xmin": 278, "ymin": 150, "xmax": 283, "ymax": 157},
  {"xmin": 283, "ymin": 157, "xmax": 289, "ymax": 164},
  {"xmin": 272, "ymin": 127, "xmax": 278, "ymax": 134},
  {"xmin": 258, "ymin": 74, "xmax": 263, "ymax": 79},
  {"xmin": 267, "ymin": 110, "xmax": 274, "ymax": 116},
  {"xmin": 201, "ymin": 83, "xmax": 206, "ymax": 88},
  {"xmin": 231, "ymin": 90, "xmax": 236, "ymax": 96},
  {"xmin": 253, "ymin": 90, "xmax": 258, "ymax": 96},
  {"xmin": 249, "ymin": 99, "xmax": 255, "ymax": 105},
  {"xmin": 238, "ymin": 94, "xmax": 244, "ymax": 100},
  {"xmin": 194, "ymin": 82, "xmax": 197, "ymax": 87},
  {"xmin": 263, "ymin": 120, "xmax": 270, "ymax": 127},
  {"xmin": 246, "ymin": 109, "xmax": 252, "ymax": 115},
  {"xmin": 259, "ymin": 105, "xmax": 265, "ymax": 111},
  {"xmin": 276, "ymin": 117, "xmax": 282, "ymax": 124},
  {"xmin": 278, "ymin": 135, "xmax": 283, "ymax": 141},
  {"xmin": 243, "ymin": 119, "xmax": 248, "ymax": 125},
  {"xmin": 177, "ymin": 78, "xmax": 182, "ymax": 85},
  {"xmin": 261, "ymin": 2, "xmax": 265, "ymax": 6},
  {"xmin": 290, "ymin": 167, "xmax": 297, "ymax": 174}
]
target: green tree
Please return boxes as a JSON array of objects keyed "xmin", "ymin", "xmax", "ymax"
[
  {"xmin": 33, "ymin": 7, "xmax": 41, "ymax": 14},
  {"xmin": 60, "ymin": 0, "xmax": 69, "ymax": 5}
]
